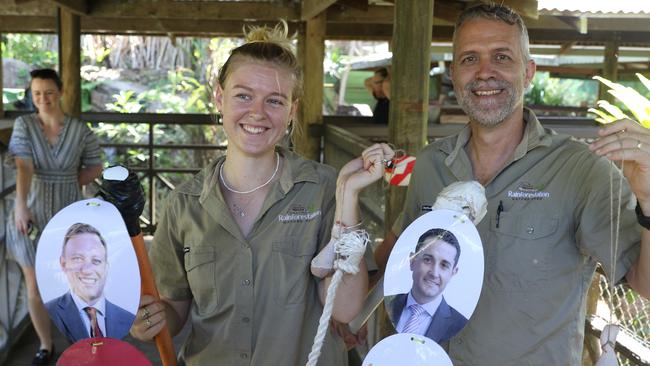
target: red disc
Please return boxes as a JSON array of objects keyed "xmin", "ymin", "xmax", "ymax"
[{"xmin": 56, "ymin": 337, "xmax": 152, "ymax": 366}]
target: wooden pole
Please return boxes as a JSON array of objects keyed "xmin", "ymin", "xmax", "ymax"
[
  {"xmin": 0, "ymin": 31, "xmax": 4, "ymax": 118},
  {"xmin": 582, "ymin": 277, "xmax": 602, "ymax": 365},
  {"xmin": 385, "ymin": 0, "xmax": 433, "ymax": 230},
  {"xmin": 598, "ymin": 41, "xmax": 618, "ymax": 103},
  {"xmin": 296, "ymin": 12, "xmax": 325, "ymax": 161},
  {"xmin": 58, "ymin": 7, "xmax": 81, "ymax": 117}
]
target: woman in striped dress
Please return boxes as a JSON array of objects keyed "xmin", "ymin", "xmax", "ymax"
[{"xmin": 6, "ymin": 69, "xmax": 103, "ymax": 365}]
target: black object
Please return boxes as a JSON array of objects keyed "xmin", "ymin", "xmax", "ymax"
[
  {"xmin": 98, "ymin": 166, "xmax": 145, "ymax": 237},
  {"xmin": 31, "ymin": 345, "xmax": 54, "ymax": 366},
  {"xmin": 636, "ymin": 202, "xmax": 650, "ymax": 230},
  {"xmin": 373, "ymin": 97, "xmax": 389, "ymax": 124},
  {"xmin": 496, "ymin": 200, "xmax": 504, "ymax": 228}
]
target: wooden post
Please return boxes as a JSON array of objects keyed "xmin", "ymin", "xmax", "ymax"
[
  {"xmin": 582, "ymin": 277, "xmax": 602, "ymax": 365},
  {"xmin": 0, "ymin": 31, "xmax": 4, "ymax": 118},
  {"xmin": 296, "ymin": 12, "xmax": 325, "ymax": 161},
  {"xmin": 59, "ymin": 7, "xmax": 81, "ymax": 117},
  {"xmin": 598, "ymin": 41, "xmax": 618, "ymax": 103},
  {"xmin": 385, "ymin": 0, "xmax": 434, "ymax": 230}
]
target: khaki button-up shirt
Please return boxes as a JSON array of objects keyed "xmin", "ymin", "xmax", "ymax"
[
  {"xmin": 394, "ymin": 109, "xmax": 640, "ymax": 365},
  {"xmin": 151, "ymin": 148, "xmax": 357, "ymax": 366}
]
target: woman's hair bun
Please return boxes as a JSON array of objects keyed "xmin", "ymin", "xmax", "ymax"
[{"xmin": 244, "ymin": 20, "xmax": 292, "ymax": 49}]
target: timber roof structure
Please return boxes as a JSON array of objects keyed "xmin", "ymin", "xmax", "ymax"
[{"xmin": 1, "ymin": 0, "xmax": 650, "ymax": 47}]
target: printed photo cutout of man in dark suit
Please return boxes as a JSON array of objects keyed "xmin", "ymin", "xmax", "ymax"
[
  {"xmin": 45, "ymin": 223, "xmax": 136, "ymax": 343},
  {"xmin": 388, "ymin": 228, "xmax": 468, "ymax": 343}
]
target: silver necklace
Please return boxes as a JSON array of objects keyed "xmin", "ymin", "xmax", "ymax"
[
  {"xmin": 220, "ymin": 152, "xmax": 280, "ymax": 194},
  {"xmin": 231, "ymin": 198, "xmax": 254, "ymax": 217}
]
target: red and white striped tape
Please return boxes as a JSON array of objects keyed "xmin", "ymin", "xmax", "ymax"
[{"xmin": 384, "ymin": 155, "xmax": 416, "ymax": 186}]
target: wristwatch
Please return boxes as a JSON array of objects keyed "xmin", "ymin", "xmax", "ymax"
[{"xmin": 636, "ymin": 202, "xmax": 650, "ymax": 230}]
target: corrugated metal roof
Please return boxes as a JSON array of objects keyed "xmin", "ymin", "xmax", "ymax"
[{"xmin": 538, "ymin": 0, "xmax": 650, "ymax": 15}]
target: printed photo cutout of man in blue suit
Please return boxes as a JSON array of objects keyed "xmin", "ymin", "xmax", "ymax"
[
  {"xmin": 388, "ymin": 228, "xmax": 468, "ymax": 344},
  {"xmin": 45, "ymin": 223, "xmax": 136, "ymax": 343}
]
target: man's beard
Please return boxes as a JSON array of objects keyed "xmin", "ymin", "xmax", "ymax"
[{"xmin": 456, "ymin": 79, "xmax": 522, "ymax": 127}]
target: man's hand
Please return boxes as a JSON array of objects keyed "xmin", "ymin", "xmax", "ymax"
[{"xmin": 589, "ymin": 118, "xmax": 650, "ymax": 210}]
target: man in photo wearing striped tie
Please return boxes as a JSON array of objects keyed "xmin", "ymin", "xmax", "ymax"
[
  {"xmin": 45, "ymin": 223, "xmax": 135, "ymax": 343},
  {"xmin": 387, "ymin": 228, "xmax": 468, "ymax": 343}
]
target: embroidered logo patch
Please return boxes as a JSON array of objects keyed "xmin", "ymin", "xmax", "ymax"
[
  {"xmin": 278, "ymin": 204, "xmax": 321, "ymax": 223},
  {"xmin": 507, "ymin": 182, "xmax": 550, "ymax": 200}
]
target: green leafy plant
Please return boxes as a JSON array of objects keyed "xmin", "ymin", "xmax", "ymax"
[
  {"xmin": 589, "ymin": 73, "xmax": 650, "ymax": 129},
  {"xmin": 525, "ymin": 71, "xmax": 598, "ymax": 107},
  {"xmin": 1, "ymin": 34, "xmax": 58, "ymax": 69}
]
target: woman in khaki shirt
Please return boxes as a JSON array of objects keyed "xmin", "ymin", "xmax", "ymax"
[{"xmin": 130, "ymin": 22, "xmax": 391, "ymax": 365}]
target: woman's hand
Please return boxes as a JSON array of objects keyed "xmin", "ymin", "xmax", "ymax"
[
  {"xmin": 589, "ymin": 118, "xmax": 650, "ymax": 211},
  {"xmin": 130, "ymin": 294, "xmax": 167, "ymax": 342},
  {"xmin": 14, "ymin": 204, "xmax": 32, "ymax": 235},
  {"xmin": 338, "ymin": 143, "xmax": 395, "ymax": 196}
]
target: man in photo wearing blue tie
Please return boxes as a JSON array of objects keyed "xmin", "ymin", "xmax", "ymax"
[
  {"xmin": 45, "ymin": 223, "xmax": 135, "ymax": 342},
  {"xmin": 388, "ymin": 228, "xmax": 468, "ymax": 343}
]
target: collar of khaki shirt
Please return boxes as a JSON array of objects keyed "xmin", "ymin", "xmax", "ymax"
[{"xmin": 440, "ymin": 107, "xmax": 554, "ymax": 170}]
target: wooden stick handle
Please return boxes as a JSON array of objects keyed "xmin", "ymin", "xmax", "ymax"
[{"xmin": 131, "ymin": 233, "xmax": 177, "ymax": 366}]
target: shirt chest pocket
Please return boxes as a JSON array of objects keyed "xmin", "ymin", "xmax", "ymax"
[
  {"xmin": 488, "ymin": 211, "xmax": 559, "ymax": 292},
  {"xmin": 184, "ymin": 246, "xmax": 219, "ymax": 315},
  {"xmin": 272, "ymin": 237, "xmax": 316, "ymax": 306}
]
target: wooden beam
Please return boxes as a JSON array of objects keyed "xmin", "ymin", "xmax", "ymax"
[
  {"xmin": 89, "ymin": 0, "xmax": 299, "ymax": 20},
  {"xmin": 337, "ymin": 0, "xmax": 368, "ymax": 12},
  {"xmin": 301, "ymin": 0, "xmax": 337, "ymax": 21},
  {"xmin": 558, "ymin": 42, "xmax": 576, "ymax": 55},
  {"xmin": 599, "ymin": 41, "xmax": 619, "ymax": 102},
  {"xmin": 0, "ymin": 31, "xmax": 3, "ymax": 118},
  {"xmin": 59, "ymin": 8, "xmax": 81, "ymax": 117},
  {"xmin": 296, "ymin": 13, "xmax": 326, "ymax": 161},
  {"xmin": 79, "ymin": 18, "xmax": 302, "ymax": 37},
  {"xmin": 387, "ymin": 0, "xmax": 433, "ymax": 233},
  {"xmin": 326, "ymin": 22, "xmax": 394, "ymax": 40},
  {"xmin": 536, "ymin": 65, "xmax": 598, "ymax": 77},
  {"xmin": 0, "ymin": 1, "xmax": 57, "ymax": 16},
  {"xmin": 0, "ymin": 16, "xmax": 56, "ymax": 33},
  {"xmin": 50, "ymin": 0, "xmax": 88, "ymax": 15},
  {"xmin": 432, "ymin": 1, "xmax": 463, "ymax": 24},
  {"xmin": 327, "ymin": 5, "xmax": 393, "ymax": 24},
  {"xmin": 555, "ymin": 16, "xmax": 583, "ymax": 33}
]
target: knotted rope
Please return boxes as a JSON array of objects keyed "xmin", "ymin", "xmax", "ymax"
[{"xmin": 306, "ymin": 229, "xmax": 369, "ymax": 366}]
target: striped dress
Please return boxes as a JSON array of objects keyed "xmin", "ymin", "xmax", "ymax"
[{"xmin": 6, "ymin": 113, "xmax": 102, "ymax": 267}]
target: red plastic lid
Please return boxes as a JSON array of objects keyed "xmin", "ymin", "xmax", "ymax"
[{"xmin": 56, "ymin": 337, "xmax": 153, "ymax": 366}]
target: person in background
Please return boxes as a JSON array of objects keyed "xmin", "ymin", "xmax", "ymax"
[
  {"xmin": 130, "ymin": 22, "xmax": 392, "ymax": 365},
  {"xmin": 5, "ymin": 68, "xmax": 103, "ymax": 365},
  {"xmin": 364, "ymin": 67, "xmax": 390, "ymax": 124}
]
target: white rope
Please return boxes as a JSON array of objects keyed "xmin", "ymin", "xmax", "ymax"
[
  {"xmin": 596, "ymin": 160, "xmax": 624, "ymax": 366},
  {"xmin": 306, "ymin": 230, "xmax": 369, "ymax": 366}
]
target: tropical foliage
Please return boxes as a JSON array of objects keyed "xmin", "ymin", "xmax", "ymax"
[
  {"xmin": 589, "ymin": 73, "xmax": 650, "ymax": 129},
  {"xmin": 525, "ymin": 71, "xmax": 598, "ymax": 107}
]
